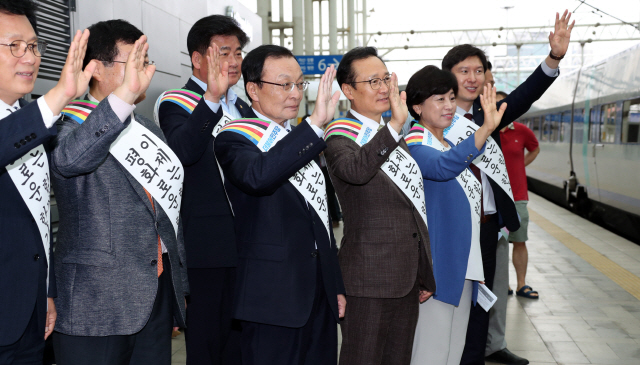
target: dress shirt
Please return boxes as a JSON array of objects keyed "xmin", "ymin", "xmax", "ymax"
[
  {"xmin": 190, "ymin": 75, "xmax": 242, "ymax": 119},
  {"xmin": 349, "ymin": 109, "xmax": 401, "ymax": 142},
  {"xmin": 252, "ymin": 108, "xmax": 324, "ymax": 138},
  {"xmin": 0, "ymin": 97, "xmax": 60, "ymax": 128}
]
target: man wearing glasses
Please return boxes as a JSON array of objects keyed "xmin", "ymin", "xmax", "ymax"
[
  {"xmin": 0, "ymin": 0, "xmax": 98, "ymax": 363},
  {"xmin": 49, "ymin": 20, "xmax": 189, "ymax": 364},
  {"xmin": 157, "ymin": 15, "xmax": 249, "ymax": 365},
  {"xmin": 324, "ymin": 47, "xmax": 435, "ymax": 365},
  {"xmin": 213, "ymin": 44, "xmax": 345, "ymax": 364}
]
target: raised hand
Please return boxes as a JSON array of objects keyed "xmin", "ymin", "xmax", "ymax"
[
  {"xmin": 44, "ymin": 29, "xmax": 97, "ymax": 115},
  {"xmin": 309, "ymin": 64, "xmax": 340, "ymax": 128},
  {"xmin": 549, "ymin": 10, "xmax": 575, "ymax": 58},
  {"xmin": 203, "ymin": 44, "xmax": 229, "ymax": 103},
  {"xmin": 113, "ymin": 35, "xmax": 156, "ymax": 105},
  {"xmin": 388, "ymin": 72, "xmax": 408, "ymax": 133},
  {"xmin": 479, "ymin": 84, "xmax": 507, "ymax": 132}
]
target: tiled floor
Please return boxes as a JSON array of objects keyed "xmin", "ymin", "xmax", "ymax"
[{"xmin": 171, "ymin": 192, "xmax": 640, "ymax": 364}]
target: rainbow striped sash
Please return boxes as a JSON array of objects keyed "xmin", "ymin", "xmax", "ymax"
[
  {"xmin": 405, "ymin": 123, "xmax": 427, "ymax": 146},
  {"xmin": 158, "ymin": 89, "xmax": 202, "ymax": 114},
  {"xmin": 323, "ymin": 118, "xmax": 364, "ymax": 142},
  {"xmin": 218, "ymin": 118, "xmax": 271, "ymax": 146},
  {"xmin": 61, "ymin": 100, "xmax": 99, "ymax": 124}
]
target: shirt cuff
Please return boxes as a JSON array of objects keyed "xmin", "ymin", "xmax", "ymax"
[
  {"xmin": 107, "ymin": 94, "xmax": 136, "ymax": 123},
  {"xmin": 205, "ymin": 100, "xmax": 221, "ymax": 113},
  {"xmin": 305, "ymin": 118, "xmax": 325, "ymax": 138},
  {"xmin": 387, "ymin": 123, "xmax": 401, "ymax": 142},
  {"xmin": 37, "ymin": 97, "xmax": 60, "ymax": 129},
  {"xmin": 540, "ymin": 61, "xmax": 559, "ymax": 77}
]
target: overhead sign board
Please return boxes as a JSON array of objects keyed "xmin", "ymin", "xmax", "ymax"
[{"xmin": 296, "ymin": 55, "xmax": 343, "ymax": 75}]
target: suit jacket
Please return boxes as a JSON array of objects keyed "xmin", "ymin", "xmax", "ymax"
[
  {"xmin": 159, "ymin": 79, "xmax": 249, "ymax": 268},
  {"xmin": 472, "ymin": 64, "xmax": 556, "ymax": 231},
  {"xmin": 0, "ymin": 99, "xmax": 57, "ymax": 345},
  {"xmin": 214, "ymin": 111, "xmax": 345, "ymax": 328},
  {"xmin": 324, "ymin": 112, "xmax": 436, "ymax": 299},
  {"xmin": 51, "ymin": 97, "xmax": 189, "ymax": 336}
]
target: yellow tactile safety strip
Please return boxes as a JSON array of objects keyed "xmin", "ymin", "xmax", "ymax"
[{"xmin": 529, "ymin": 209, "xmax": 640, "ymax": 302}]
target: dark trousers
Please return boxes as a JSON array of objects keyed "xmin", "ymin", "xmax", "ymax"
[
  {"xmin": 53, "ymin": 254, "xmax": 174, "ymax": 365},
  {"xmin": 339, "ymin": 282, "xmax": 419, "ymax": 365},
  {"xmin": 240, "ymin": 261, "xmax": 337, "ymax": 365},
  {"xmin": 460, "ymin": 216, "xmax": 499, "ymax": 365},
  {"xmin": 185, "ymin": 267, "xmax": 241, "ymax": 365},
  {"xmin": 0, "ymin": 303, "xmax": 44, "ymax": 365}
]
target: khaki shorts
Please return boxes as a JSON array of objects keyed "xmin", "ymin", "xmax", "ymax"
[{"xmin": 508, "ymin": 200, "xmax": 529, "ymax": 243}]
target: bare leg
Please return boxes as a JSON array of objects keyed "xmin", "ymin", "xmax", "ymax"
[{"xmin": 512, "ymin": 242, "xmax": 536, "ymax": 297}]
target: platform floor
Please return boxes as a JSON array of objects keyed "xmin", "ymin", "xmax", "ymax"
[{"xmin": 170, "ymin": 192, "xmax": 640, "ymax": 364}]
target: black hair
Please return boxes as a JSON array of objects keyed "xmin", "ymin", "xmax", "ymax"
[
  {"xmin": 496, "ymin": 91, "xmax": 508, "ymax": 99},
  {"xmin": 442, "ymin": 44, "xmax": 488, "ymax": 73},
  {"xmin": 487, "ymin": 61, "xmax": 493, "ymax": 71},
  {"xmin": 187, "ymin": 15, "xmax": 249, "ymax": 69},
  {"xmin": 0, "ymin": 0, "xmax": 38, "ymax": 32},
  {"xmin": 242, "ymin": 44, "xmax": 295, "ymax": 102},
  {"xmin": 84, "ymin": 19, "xmax": 143, "ymax": 69},
  {"xmin": 405, "ymin": 65, "xmax": 458, "ymax": 120},
  {"xmin": 336, "ymin": 46, "xmax": 385, "ymax": 88}
]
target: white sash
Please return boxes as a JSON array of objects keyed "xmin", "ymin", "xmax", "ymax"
[
  {"xmin": 212, "ymin": 110, "xmax": 235, "ymax": 137},
  {"xmin": 6, "ymin": 144, "xmax": 52, "ymax": 292},
  {"xmin": 350, "ymin": 118, "xmax": 428, "ymax": 229},
  {"xmin": 109, "ymin": 119, "xmax": 184, "ymax": 236},
  {"xmin": 417, "ymin": 126, "xmax": 484, "ymax": 280},
  {"xmin": 444, "ymin": 114, "xmax": 514, "ymax": 201}
]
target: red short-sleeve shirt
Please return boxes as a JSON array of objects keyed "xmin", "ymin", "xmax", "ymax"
[{"xmin": 499, "ymin": 122, "xmax": 539, "ymax": 201}]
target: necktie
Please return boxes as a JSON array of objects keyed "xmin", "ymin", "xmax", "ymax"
[
  {"xmin": 144, "ymin": 189, "xmax": 163, "ymax": 277},
  {"xmin": 464, "ymin": 113, "xmax": 485, "ymax": 218}
]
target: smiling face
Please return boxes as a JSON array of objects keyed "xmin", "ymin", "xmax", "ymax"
[
  {"xmin": 0, "ymin": 12, "xmax": 40, "ymax": 105},
  {"xmin": 414, "ymin": 89, "xmax": 457, "ymax": 132},
  {"xmin": 247, "ymin": 56, "xmax": 303, "ymax": 125},
  {"xmin": 450, "ymin": 56, "xmax": 485, "ymax": 110},
  {"xmin": 342, "ymin": 56, "xmax": 390, "ymax": 121}
]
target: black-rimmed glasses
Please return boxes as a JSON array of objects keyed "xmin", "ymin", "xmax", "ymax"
[
  {"xmin": 0, "ymin": 40, "xmax": 47, "ymax": 58},
  {"xmin": 260, "ymin": 80, "xmax": 309, "ymax": 92},
  {"xmin": 350, "ymin": 75, "xmax": 391, "ymax": 90},
  {"xmin": 101, "ymin": 60, "xmax": 154, "ymax": 68}
]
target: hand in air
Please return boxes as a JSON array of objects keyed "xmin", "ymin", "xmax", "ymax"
[
  {"xmin": 203, "ymin": 44, "xmax": 229, "ymax": 103},
  {"xmin": 114, "ymin": 35, "xmax": 156, "ymax": 105},
  {"xmin": 309, "ymin": 64, "xmax": 340, "ymax": 128},
  {"xmin": 479, "ymin": 84, "xmax": 507, "ymax": 133},
  {"xmin": 388, "ymin": 72, "xmax": 408, "ymax": 133},
  {"xmin": 549, "ymin": 10, "xmax": 575, "ymax": 57}
]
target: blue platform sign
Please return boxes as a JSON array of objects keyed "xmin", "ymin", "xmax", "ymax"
[{"xmin": 296, "ymin": 55, "xmax": 343, "ymax": 75}]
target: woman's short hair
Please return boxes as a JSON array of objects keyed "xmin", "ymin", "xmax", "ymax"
[{"xmin": 405, "ymin": 65, "xmax": 458, "ymax": 120}]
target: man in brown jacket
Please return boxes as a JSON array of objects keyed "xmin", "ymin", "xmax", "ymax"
[{"xmin": 324, "ymin": 47, "xmax": 435, "ymax": 365}]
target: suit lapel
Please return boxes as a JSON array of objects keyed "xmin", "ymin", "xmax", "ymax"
[{"xmin": 472, "ymin": 99, "xmax": 484, "ymax": 127}]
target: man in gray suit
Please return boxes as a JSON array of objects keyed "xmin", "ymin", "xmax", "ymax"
[{"xmin": 50, "ymin": 20, "xmax": 189, "ymax": 365}]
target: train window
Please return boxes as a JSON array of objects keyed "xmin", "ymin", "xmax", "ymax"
[
  {"xmin": 589, "ymin": 108, "xmax": 599, "ymax": 143},
  {"xmin": 560, "ymin": 112, "xmax": 571, "ymax": 142},
  {"xmin": 622, "ymin": 98, "xmax": 640, "ymax": 143},
  {"xmin": 600, "ymin": 103, "xmax": 616, "ymax": 143},
  {"xmin": 532, "ymin": 117, "xmax": 541, "ymax": 139},
  {"xmin": 548, "ymin": 114, "xmax": 560, "ymax": 142},
  {"xmin": 542, "ymin": 116, "xmax": 550, "ymax": 141},
  {"xmin": 573, "ymin": 109, "xmax": 584, "ymax": 144}
]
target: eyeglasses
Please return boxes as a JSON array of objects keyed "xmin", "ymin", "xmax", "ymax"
[
  {"xmin": 0, "ymin": 40, "xmax": 47, "ymax": 58},
  {"xmin": 260, "ymin": 80, "xmax": 309, "ymax": 92},
  {"xmin": 101, "ymin": 60, "xmax": 154, "ymax": 68},
  {"xmin": 350, "ymin": 75, "xmax": 392, "ymax": 90}
]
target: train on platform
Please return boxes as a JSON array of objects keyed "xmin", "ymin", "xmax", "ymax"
[{"xmin": 518, "ymin": 42, "xmax": 640, "ymax": 243}]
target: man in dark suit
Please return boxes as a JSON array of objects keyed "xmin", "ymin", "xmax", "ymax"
[
  {"xmin": 214, "ymin": 44, "xmax": 345, "ymax": 365},
  {"xmin": 157, "ymin": 15, "xmax": 248, "ymax": 365},
  {"xmin": 0, "ymin": 0, "xmax": 98, "ymax": 362},
  {"xmin": 324, "ymin": 47, "xmax": 435, "ymax": 365},
  {"xmin": 50, "ymin": 20, "xmax": 189, "ymax": 365},
  {"xmin": 441, "ymin": 10, "xmax": 575, "ymax": 365}
]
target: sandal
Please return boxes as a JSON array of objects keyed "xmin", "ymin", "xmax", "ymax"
[{"xmin": 516, "ymin": 285, "xmax": 539, "ymax": 299}]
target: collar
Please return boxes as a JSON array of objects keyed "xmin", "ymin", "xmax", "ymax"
[
  {"xmin": 252, "ymin": 108, "xmax": 291, "ymax": 131},
  {"xmin": 349, "ymin": 108, "xmax": 385, "ymax": 126},
  {"xmin": 88, "ymin": 93, "xmax": 98, "ymax": 103},
  {"xmin": 0, "ymin": 98, "xmax": 20, "ymax": 120},
  {"xmin": 456, "ymin": 106, "xmax": 472, "ymax": 116},
  {"xmin": 190, "ymin": 75, "xmax": 237, "ymax": 105}
]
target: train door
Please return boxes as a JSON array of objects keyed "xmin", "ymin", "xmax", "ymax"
[
  {"xmin": 590, "ymin": 102, "xmax": 620, "ymax": 206},
  {"xmin": 585, "ymin": 107, "xmax": 601, "ymax": 202}
]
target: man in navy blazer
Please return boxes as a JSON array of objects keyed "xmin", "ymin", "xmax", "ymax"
[
  {"xmin": 0, "ymin": 0, "xmax": 98, "ymax": 362},
  {"xmin": 157, "ymin": 15, "xmax": 249, "ymax": 364},
  {"xmin": 441, "ymin": 10, "xmax": 575, "ymax": 365},
  {"xmin": 214, "ymin": 45, "xmax": 345, "ymax": 365}
]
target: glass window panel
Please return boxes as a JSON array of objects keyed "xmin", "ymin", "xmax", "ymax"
[
  {"xmin": 532, "ymin": 117, "xmax": 541, "ymax": 139},
  {"xmin": 622, "ymin": 98, "xmax": 640, "ymax": 143},
  {"xmin": 589, "ymin": 108, "xmax": 598, "ymax": 143},
  {"xmin": 600, "ymin": 103, "xmax": 616, "ymax": 143},
  {"xmin": 573, "ymin": 109, "xmax": 584, "ymax": 144},
  {"xmin": 549, "ymin": 114, "xmax": 560, "ymax": 142}
]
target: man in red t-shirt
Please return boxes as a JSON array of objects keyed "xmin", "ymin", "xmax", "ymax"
[{"xmin": 498, "ymin": 91, "xmax": 540, "ymax": 299}]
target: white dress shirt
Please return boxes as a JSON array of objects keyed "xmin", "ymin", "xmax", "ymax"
[
  {"xmin": 0, "ymin": 97, "xmax": 60, "ymax": 128},
  {"xmin": 190, "ymin": 75, "xmax": 242, "ymax": 119},
  {"xmin": 349, "ymin": 109, "xmax": 402, "ymax": 142}
]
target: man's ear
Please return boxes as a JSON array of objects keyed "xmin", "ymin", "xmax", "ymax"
[
  {"xmin": 341, "ymin": 83, "xmax": 354, "ymax": 101},
  {"xmin": 246, "ymin": 82, "xmax": 259, "ymax": 103},
  {"xmin": 91, "ymin": 60, "xmax": 104, "ymax": 82},
  {"xmin": 191, "ymin": 52, "xmax": 202, "ymax": 71}
]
